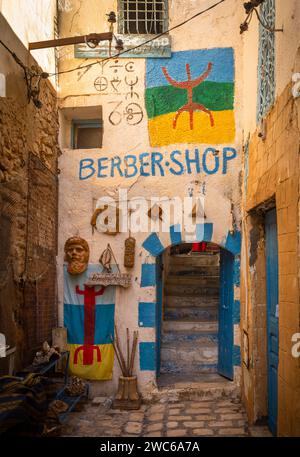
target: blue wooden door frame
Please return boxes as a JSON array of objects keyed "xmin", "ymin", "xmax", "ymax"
[
  {"xmin": 156, "ymin": 255, "xmax": 163, "ymax": 375},
  {"xmin": 218, "ymin": 248, "xmax": 234, "ymax": 380},
  {"xmin": 265, "ymin": 208, "xmax": 279, "ymax": 436}
]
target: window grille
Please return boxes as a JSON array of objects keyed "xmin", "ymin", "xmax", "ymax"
[
  {"xmin": 257, "ymin": 0, "xmax": 275, "ymax": 122},
  {"xmin": 118, "ymin": 0, "xmax": 168, "ymax": 35}
]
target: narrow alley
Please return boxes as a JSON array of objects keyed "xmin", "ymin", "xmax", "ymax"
[{"xmin": 0, "ymin": 0, "xmax": 300, "ymax": 443}]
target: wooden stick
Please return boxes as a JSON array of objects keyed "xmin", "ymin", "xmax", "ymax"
[
  {"xmin": 129, "ymin": 331, "xmax": 138, "ymax": 376},
  {"xmin": 29, "ymin": 32, "xmax": 112, "ymax": 50},
  {"xmin": 114, "ymin": 325, "xmax": 128, "ymax": 376},
  {"xmin": 126, "ymin": 328, "xmax": 130, "ymax": 376},
  {"xmin": 109, "ymin": 334, "xmax": 126, "ymax": 376}
]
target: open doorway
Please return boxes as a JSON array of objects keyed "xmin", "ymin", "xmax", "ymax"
[{"xmin": 156, "ymin": 242, "xmax": 234, "ymax": 386}]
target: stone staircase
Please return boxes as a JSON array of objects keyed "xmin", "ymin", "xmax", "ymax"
[{"xmin": 160, "ymin": 253, "xmax": 220, "ymax": 378}]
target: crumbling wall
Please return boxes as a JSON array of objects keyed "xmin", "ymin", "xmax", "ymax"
[{"xmin": 0, "ymin": 14, "xmax": 60, "ymax": 370}]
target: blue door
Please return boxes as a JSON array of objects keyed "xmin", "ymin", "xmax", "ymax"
[
  {"xmin": 218, "ymin": 249, "xmax": 234, "ymax": 380},
  {"xmin": 265, "ymin": 209, "xmax": 279, "ymax": 435},
  {"xmin": 156, "ymin": 255, "xmax": 163, "ymax": 375}
]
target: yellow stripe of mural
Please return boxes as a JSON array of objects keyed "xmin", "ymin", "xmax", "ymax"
[
  {"xmin": 148, "ymin": 110, "xmax": 235, "ymax": 147},
  {"xmin": 68, "ymin": 344, "xmax": 114, "ymax": 380}
]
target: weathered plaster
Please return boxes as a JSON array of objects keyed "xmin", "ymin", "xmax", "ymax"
[{"xmin": 57, "ymin": 0, "xmax": 243, "ymax": 396}]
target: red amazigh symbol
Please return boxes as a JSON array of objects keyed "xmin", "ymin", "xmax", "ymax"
[
  {"xmin": 74, "ymin": 285, "xmax": 105, "ymax": 365},
  {"xmin": 162, "ymin": 62, "xmax": 214, "ymax": 130}
]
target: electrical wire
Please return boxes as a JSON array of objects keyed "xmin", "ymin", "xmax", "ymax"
[
  {"xmin": 0, "ymin": 38, "xmax": 28, "ymax": 71},
  {"xmin": 47, "ymin": 0, "xmax": 226, "ymax": 77},
  {"xmin": 240, "ymin": 2, "xmax": 283, "ymax": 34},
  {"xmin": 0, "ymin": 0, "xmax": 226, "ymax": 80}
]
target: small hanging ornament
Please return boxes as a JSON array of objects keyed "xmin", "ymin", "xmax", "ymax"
[
  {"xmin": 99, "ymin": 245, "xmax": 113, "ymax": 272},
  {"xmin": 124, "ymin": 236, "xmax": 136, "ymax": 268}
]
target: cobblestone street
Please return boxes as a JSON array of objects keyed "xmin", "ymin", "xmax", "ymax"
[{"xmin": 61, "ymin": 395, "xmax": 271, "ymax": 438}]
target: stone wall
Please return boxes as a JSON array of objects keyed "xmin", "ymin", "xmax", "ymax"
[
  {"xmin": 0, "ymin": 13, "xmax": 60, "ymax": 370},
  {"xmin": 241, "ymin": 82, "xmax": 300, "ymax": 436}
]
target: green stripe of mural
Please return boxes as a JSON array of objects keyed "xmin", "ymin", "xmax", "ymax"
[{"xmin": 145, "ymin": 81, "xmax": 234, "ymax": 119}]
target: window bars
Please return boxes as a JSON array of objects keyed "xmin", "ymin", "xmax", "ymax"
[
  {"xmin": 118, "ymin": 0, "xmax": 168, "ymax": 35},
  {"xmin": 257, "ymin": 0, "xmax": 275, "ymax": 122}
]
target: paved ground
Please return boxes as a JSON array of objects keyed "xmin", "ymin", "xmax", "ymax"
[{"xmin": 60, "ymin": 395, "xmax": 271, "ymax": 437}]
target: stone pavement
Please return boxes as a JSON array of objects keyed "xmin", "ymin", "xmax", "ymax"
[{"xmin": 60, "ymin": 395, "xmax": 271, "ymax": 437}]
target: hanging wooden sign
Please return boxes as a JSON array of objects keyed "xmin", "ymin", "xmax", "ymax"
[
  {"xmin": 85, "ymin": 272, "xmax": 131, "ymax": 288},
  {"xmin": 86, "ymin": 244, "xmax": 131, "ymax": 287}
]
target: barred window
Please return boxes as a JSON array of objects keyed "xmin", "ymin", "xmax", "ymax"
[
  {"xmin": 118, "ymin": 0, "xmax": 168, "ymax": 35},
  {"xmin": 257, "ymin": 0, "xmax": 275, "ymax": 122}
]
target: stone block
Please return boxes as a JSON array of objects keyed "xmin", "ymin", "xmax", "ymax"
[
  {"xmin": 191, "ymin": 428, "xmax": 214, "ymax": 436},
  {"xmin": 166, "ymin": 429, "xmax": 187, "ymax": 437},
  {"xmin": 183, "ymin": 421, "xmax": 204, "ymax": 428},
  {"xmin": 218, "ymin": 428, "xmax": 246, "ymax": 436},
  {"xmin": 146, "ymin": 423, "xmax": 163, "ymax": 432},
  {"xmin": 148, "ymin": 413, "xmax": 164, "ymax": 422},
  {"xmin": 167, "ymin": 421, "xmax": 178, "ymax": 429},
  {"xmin": 124, "ymin": 422, "xmax": 143, "ymax": 435}
]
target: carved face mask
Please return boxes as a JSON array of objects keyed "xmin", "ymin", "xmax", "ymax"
[{"xmin": 64, "ymin": 238, "xmax": 90, "ymax": 275}]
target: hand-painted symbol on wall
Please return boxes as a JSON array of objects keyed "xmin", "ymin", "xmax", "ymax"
[
  {"xmin": 125, "ymin": 103, "xmax": 144, "ymax": 125},
  {"xmin": 162, "ymin": 63, "xmax": 214, "ymax": 130},
  {"xmin": 125, "ymin": 62, "xmax": 135, "ymax": 72},
  {"xmin": 108, "ymin": 101, "xmax": 123, "ymax": 126},
  {"xmin": 94, "ymin": 76, "xmax": 108, "ymax": 92},
  {"xmin": 94, "ymin": 58, "xmax": 144, "ymax": 126},
  {"xmin": 110, "ymin": 76, "xmax": 122, "ymax": 93},
  {"xmin": 108, "ymin": 101, "xmax": 144, "ymax": 126},
  {"xmin": 110, "ymin": 60, "xmax": 123, "ymax": 73},
  {"xmin": 125, "ymin": 75, "xmax": 140, "ymax": 100},
  {"xmin": 73, "ymin": 285, "xmax": 105, "ymax": 365}
]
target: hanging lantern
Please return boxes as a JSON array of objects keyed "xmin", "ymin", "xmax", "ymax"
[{"xmin": 124, "ymin": 236, "xmax": 136, "ymax": 268}]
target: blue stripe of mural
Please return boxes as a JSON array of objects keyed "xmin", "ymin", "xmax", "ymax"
[
  {"xmin": 64, "ymin": 304, "xmax": 115, "ymax": 345},
  {"xmin": 225, "ymin": 231, "xmax": 241, "ymax": 255},
  {"xmin": 233, "ymin": 345, "xmax": 241, "ymax": 366},
  {"xmin": 146, "ymin": 48, "xmax": 234, "ymax": 88},
  {"xmin": 142, "ymin": 233, "xmax": 164, "ymax": 256},
  {"xmin": 233, "ymin": 300, "xmax": 241, "ymax": 324},
  {"xmin": 139, "ymin": 302, "xmax": 156, "ymax": 328},
  {"xmin": 139, "ymin": 342, "xmax": 156, "ymax": 371},
  {"xmin": 170, "ymin": 224, "xmax": 182, "ymax": 246},
  {"xmin": 196, "ymin": 223, "xmax": 213, "ymax": 242},
  {"xmin": 234, "ymin": 256, "xmax": 240, "ymax": 286},
  {"xmin": 141, "ymin": 264, "xmax": 156, "ymax": 287}
]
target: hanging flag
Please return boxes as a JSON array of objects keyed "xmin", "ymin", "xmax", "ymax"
[{"xmin": 63, "ymin": 264, "xmax": 115, "ymax": 380}]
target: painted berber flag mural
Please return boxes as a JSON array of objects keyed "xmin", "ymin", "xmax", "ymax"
[{"xmin": 146, "ymin": 48, "xmax": 235, "ymax": 147}]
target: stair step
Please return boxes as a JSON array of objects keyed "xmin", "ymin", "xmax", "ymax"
[
  {"xmin": 161, "ymin": 341, "xmax": 218, "ymax": 365},
  {"xmin": 170, "ymin": 255, "xmax": 220, "ymax": 267},
  {"xmin": 164, "ymin": 308, "xmax": 218, "ymax": 321},
  {"xmin": 163, "ymin": 320, "xmax": 218, "ymax": 333},
  {"xmin": 162, "ymin": 332, "xmax": 218, "ymax": 344},
  {"xmin": 165, "ymin": 296, "xmax": 219, "ymax": 308},
  {"xmin": 160, "ymin": 360, "xmax": 218, "ymax": 374},
  {"xmin": 153, "ymin": 374, "xmax": 239, "ymax": 402},
  {"xmin": 165, "ymin": 285, "xmax": 219, "ymax": 296},
  {"xmin": 166, "ymin": 276, "xmax": 219, "ymax": 286},
  {"xmin": 169, "ymin": 266, "xmax": 220, "ymax": 276}
]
